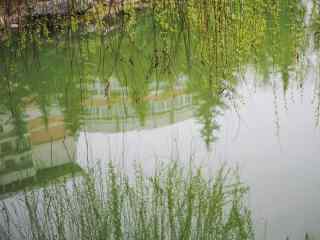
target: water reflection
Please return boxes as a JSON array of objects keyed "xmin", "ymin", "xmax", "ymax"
[
  {"xmin": 0, "ymin": 102, "xmax": 81, "ymax": 197},
  {"xmin": 0, "ymin": 0, "xmax": 320, "ymax": 239}
]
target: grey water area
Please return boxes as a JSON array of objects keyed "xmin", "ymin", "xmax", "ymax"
[
  {"xmin": 76, "ymin": 56, "xmax": 320, "ymax": 240},
  {"xmin": 1, "ymin": 1, "xmax": 320, "ymax": 239}
]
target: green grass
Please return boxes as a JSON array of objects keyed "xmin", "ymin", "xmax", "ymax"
[{"xmin": 0, "ymin": 161, "xmax": 254, "ymax": 240}]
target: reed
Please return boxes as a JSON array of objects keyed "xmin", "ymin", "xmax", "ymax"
[{"xmin": 0, "ymin": 161, "xmax": 254, "ymax": 240}]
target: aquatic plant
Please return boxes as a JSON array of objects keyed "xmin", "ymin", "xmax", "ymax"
[{"xmin": 0, "ymin": 161, "xmax": 253, "ymax": 240}]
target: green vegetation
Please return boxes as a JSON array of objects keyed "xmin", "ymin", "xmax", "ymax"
[
  {"xmin": 0, "ymin": 162, "xmax": 253, "ymax": 240},
  {"xmin": 0, "ymin": 0, "xmax": 308, "ymax": 148}
]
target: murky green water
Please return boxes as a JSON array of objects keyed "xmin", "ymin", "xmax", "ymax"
[{"xmin": 1, "ymin": 0, "xmax": 320, "ymax": 239}]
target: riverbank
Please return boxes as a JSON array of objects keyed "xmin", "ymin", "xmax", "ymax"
[{"xmin": 0, "ymin": 0, "xmax": 146, "ymax": 41}]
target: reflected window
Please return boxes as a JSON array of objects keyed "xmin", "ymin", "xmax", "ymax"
[
  {"xmin": 4, "ymin": 159, "xmax": 16, "ymax": 170},
  {"xmin": 1, "ymin": 141, "xmax": 13, "ymax": 154},
  {"xmin": 16, "ymin": 137, "xmax": 31, "ymax": 153},
  {"xmin": 91, "ymin": 89, "xmax": 98, "ymax": 95},
  {"xmin": 20, "ymin": 154, "xmax": 33, "ymax": 168}
]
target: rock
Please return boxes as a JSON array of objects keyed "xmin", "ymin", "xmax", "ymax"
[
  {"xmin": 31, "ymin": 0, "xmax": 94, "ymax": 17},
  {"xmin": 0, "ymin": 0, "xmax": 98, "ymax": 34},
  {"xmin": 0, "ymin": 16, "xmax": 4, "ymax": 28},
  {"xmin": 10, "ymin": 23, "xmax": 19, "ymax": 28}
]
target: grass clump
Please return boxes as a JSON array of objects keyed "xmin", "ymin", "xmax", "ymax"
[{"xmin": 0, "ymin": 161, "xmax": 253, "ymax": 240}]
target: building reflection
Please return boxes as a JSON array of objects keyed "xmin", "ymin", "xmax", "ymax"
[
  {"xmin": 0, "ymin": 104, "xmax": 82, "ymax": 199},
  {"xmin": 82, "ymin": 76, "xmax": 194, "ymax": 132},
  {"xmin": 0, "ymin": 112, "xmax": 33, "ymax": 187},
  {"xmin": 0, "ymin": 75, "xmax": 195, "ymax": 198}
]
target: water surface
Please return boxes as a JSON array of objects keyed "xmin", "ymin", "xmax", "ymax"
[{"xmin": 1, "ymin": 1, "xmax": 320, "ymax": 239}]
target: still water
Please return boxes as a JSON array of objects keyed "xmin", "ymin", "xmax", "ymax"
[{"xmin": 1, "ymin": 0, "xmax": 320, "ymax": 239}]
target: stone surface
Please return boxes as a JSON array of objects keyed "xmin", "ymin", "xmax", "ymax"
[{"xmin": 31, "ymin": 0, "xmax": 94, "ymax": 17}]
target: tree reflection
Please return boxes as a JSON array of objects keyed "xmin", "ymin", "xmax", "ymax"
[{"xmin": 0, "ymin": 0, "xmax": 310, "ymax": 150}]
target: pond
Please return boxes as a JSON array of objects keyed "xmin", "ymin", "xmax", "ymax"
[{"xmin": 0, "ymin": 0, "xmax": 320, "ymax": 239}]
